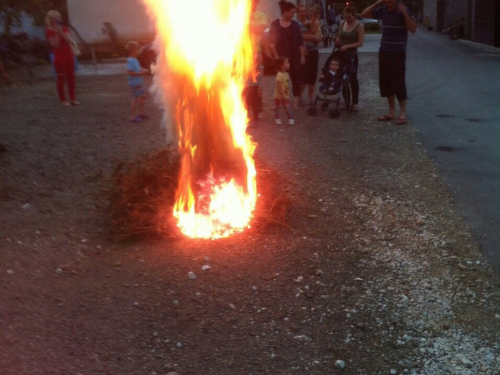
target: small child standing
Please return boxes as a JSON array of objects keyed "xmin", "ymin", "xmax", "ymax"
[
  {"xmin": 125, "ymin": 41, "xmax": 149, "ymax": 123},
  {"xmin": 319, "ymin": 58, "xmax": 342, "ymax": 95},
  {"xmin": 273, "ymin": 57, "xmax": 294, "ymax": 125}
]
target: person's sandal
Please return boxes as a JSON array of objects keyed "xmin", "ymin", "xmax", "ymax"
[
  {"xmin": 62, "ymin": 101, "xmax": 71, "ymax": 107},
  {"xmin": 377, "ymin": 115, "xmax": 395, "ymax": 121},
  {"xmin": 130, "ymin": 116, "xmax": 143, "ymax": 123},
  {"xmin": 70, "ymin": 100, "xmax": 80, "ymax": 106}
]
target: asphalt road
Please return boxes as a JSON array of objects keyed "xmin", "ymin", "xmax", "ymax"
[{"xmin": 405, "ymin": 28, "xmax": 500, "ymax": 272}]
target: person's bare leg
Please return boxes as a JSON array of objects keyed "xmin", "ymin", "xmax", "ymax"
[
  {"xmin": 130, "ymin": 97, "xmax": 137, "ymax": 120},
  {"xmin": 138, "ymin": 95, "xmax": 145, "ymax": 116},
  {"xmin": 299, "ymin": 84, "xmax": 306, "ymax": 104},
  {"xmin": 378, "ymin": 95, "xmax": 396, "ymax": 120},
  {"xmin": 387, "ymin": 95, "xmax": 396, "ymax": 118},
  {"xmin": 395, "ymin": 99, "xmax": 407, "ymax": 124},
  {"xmin": 307, "ymin": 84, "xmax": 315, "ymax": 103},
  {"xmin": 398, "ymin": 99, "xmax": 406, "ymax": 120},
  {"xmin": 293, "ymin": 95, "xmax": 301, "ymax": 108}
]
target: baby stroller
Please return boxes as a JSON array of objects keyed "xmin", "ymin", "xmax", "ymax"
[{"xmin": 307, "ymin": 50, "xmax": 355, "ymax": 119}]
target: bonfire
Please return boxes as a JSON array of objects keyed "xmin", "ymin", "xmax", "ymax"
[{"xmin": 143, "ymin": 0, "xmax": 258, "ymax": 239}]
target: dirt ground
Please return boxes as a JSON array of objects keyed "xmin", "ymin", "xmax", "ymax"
[{"xmin": 1, "ymin": 53, "xmax": 499, "ymax": 375}]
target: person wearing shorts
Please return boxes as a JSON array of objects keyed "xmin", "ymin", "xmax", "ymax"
[
  {"xmin": 379, "ymin": 51, "xmax": 406, "ymax": 102},
  {"xmin": 125, "ymin": 41, "xmax": 149, "ymax": 123},
  {"xmin": 361, "ymin": 0, "xmax": 416, "ymax": 125}
]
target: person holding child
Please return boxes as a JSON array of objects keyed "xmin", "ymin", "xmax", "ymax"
[
  {"xmin": 274, "ymin": 57, "xmax": 294, "ymax": 126},
  {"xmin": 125, "ymin": 41, "xmax": 149, "ymax": 123},
  {"xmin": 45, "ymin": 10, "xmax": 79, "ymax": 106},
  {"xmin": 297, "ymin": 4, "xmax": 322, "ymax": 106},
  {"xmin": 334, "ymin": 5, "xmax": 364, "ymax": 111}
]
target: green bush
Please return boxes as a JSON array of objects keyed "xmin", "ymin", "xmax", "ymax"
[{"xmin": 364, "ymin": 22, "xmax": 381, "ymax": 32}]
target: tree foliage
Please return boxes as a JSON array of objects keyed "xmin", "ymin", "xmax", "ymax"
[{"xmin": 0, "ymin": 0, "xmax": 67, "ymax": 35}]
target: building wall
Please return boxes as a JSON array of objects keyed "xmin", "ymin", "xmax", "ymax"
[
  {"xmin": 423, "ymin": 0, "xmax": 437, "ymax": 29},
  {"xmin": 422, "ymin": 0, "xmax": 498, "ymax": 46},
  {"xmin": 443, "ymin": 0, "xmax": 467, "ymax": 29},
  {"xmin": 472, "ymin": 0, "xmax": 496, "ymax": 45},
  {"xmin": 67, "ymin": 0, "xmax": 314, "ymax": 47},
  {"xmin": 423, "ymin": 0, "xmax": 468, "ymax": 31},
  {"xmin": 259, "ymin": 0, "xmax": 297, "ymax": 26},
  {"xmin": 67, "ymin": 0, "xmax": 154, "ymax": 46},
  {"xmin": 259, "ymin": 0, "xmax": 327, "ymax": 26}
]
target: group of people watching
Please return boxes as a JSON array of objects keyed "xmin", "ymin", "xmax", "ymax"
[
  {"xmin": 39, "ymin": 0, "xmax": 415, "ymax": 128},
  {"xmin": 252, "ymin": 0, "xmax": 365, "ymax": 126},
  {"xmin": 251, "ymin": 0, "xmax": 415, "ymax": 127}
]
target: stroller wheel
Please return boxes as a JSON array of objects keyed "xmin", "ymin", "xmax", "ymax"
[
  {"xmin": 329, "ymin": 109, "xmax": 340, "ymax": 119},
  {"xmin": 307, "ymin": 106, "xmax": 317, "ymax": 116}
]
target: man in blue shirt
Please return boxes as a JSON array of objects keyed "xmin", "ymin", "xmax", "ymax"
[{"xmin": 362, "ymin": 0, "xmax": 416, "ymax": 125}]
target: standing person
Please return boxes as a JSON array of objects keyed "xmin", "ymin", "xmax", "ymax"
[
  {"xmin": 297, "ymin": 5, "xmax": 322, "ymax": 106},
  {"xmin": 125, "ymin": 41, "xmax": 149, "ymax": 123},
  {"xmin": 268, "ymin": 0, "xmax": 305, "ymax": 109},
  {"xmin": 245, "ymin": 0, "xmax": 268, "ymax": 128},
  {"xmin": 45, "ymin": 10, "xmax": 79, "ymax": 106},
  {"xmin": 361, "ymin": 0, "xmax": 417, "ymax": 125},
  {"xmin": 273, "ymin": 57, "xmax": 294, "ymax": 125},
  {"xmin": 335, "ymin": 5, "xmax": 364, "ymax": 111}
]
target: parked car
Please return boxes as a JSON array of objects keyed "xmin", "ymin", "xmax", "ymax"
[{"xmin": 356, "ymin": 14, "xmax": 379, "ymax": 26}]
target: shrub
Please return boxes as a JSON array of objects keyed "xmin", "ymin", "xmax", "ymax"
[
  {"xmin": 0, "ymin": 32, "xmax": 51, "ymax": 64},
  {"xmin": 364, "ymin": 22, "xmax": 381, "ymax": 32}
]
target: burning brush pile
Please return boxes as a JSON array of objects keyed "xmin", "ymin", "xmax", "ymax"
[
  {"xmin": 108, "ymin": 0, "xmax": 290, "ymax": 240},
  {"xmin": 108, "ymin": 150, "xmax": 290, "ymax": 240}
]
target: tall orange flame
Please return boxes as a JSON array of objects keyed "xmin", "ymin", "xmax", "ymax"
[{"xmin": 143, "ymin": 0, "xmax": 258, "ymax": 239}]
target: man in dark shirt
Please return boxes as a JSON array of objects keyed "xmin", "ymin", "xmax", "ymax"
[{"xmin": 362, "ymin": 0, "xmax": 416, "ymax": 125}]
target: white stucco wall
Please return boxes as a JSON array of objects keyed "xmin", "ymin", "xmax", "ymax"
[
  {"xmin": 259, "ymin": 0, "xmax": 281, "ymax": 26},
  {"xmin": 67, "ymin": 0, "xmax": 154, "ymax": 45},
  {"xmin": 259, "ymin": 0, "xmax": 303, "ymax": 27},
  {"xmin": 67, "ymin": 0, "xmax": 301, "ymax": 46}
]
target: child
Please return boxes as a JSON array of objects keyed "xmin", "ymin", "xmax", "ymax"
[
  {"xmin": 125, "ymin": 41, "xmax": 149, "ymax": 123},
  {"xmin": 319, "ymin": 58, "xmax": 342, "ymax": 95},
  {"xmin": 273, "ymin": 57, "xmax": 294, "ymax": 125}
]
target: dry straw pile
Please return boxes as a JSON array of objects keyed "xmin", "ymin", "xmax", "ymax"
[{"xmin": 108, "ymin": 149, "xmax": 290, "ymax": 240}]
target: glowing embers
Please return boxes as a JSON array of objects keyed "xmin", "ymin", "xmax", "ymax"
[
  {"xmin": 143, "ymin": 0, "xmax": 257, "ymax": 239},
  {"xmin": 174, "ymin": 172, "xmax": 256, "ymax": 239}
]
